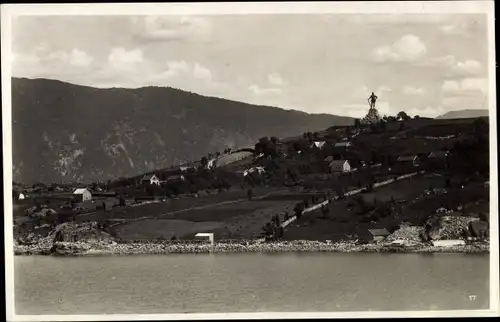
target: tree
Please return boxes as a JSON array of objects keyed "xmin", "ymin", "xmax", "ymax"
[
  {"xmin": 397, "ymin": 111, "xmax": 411, "ymax": 121},
  {"xmin": 200, "ymin": 156, "xmax": 208, "ymax": 169},
  {"xmin": 354, "ymin": 118, "xmax": 361, "ymax": 128},
  {"xmin": 414, "ymin": 115, "xmax": 420, "ymax": 120}
]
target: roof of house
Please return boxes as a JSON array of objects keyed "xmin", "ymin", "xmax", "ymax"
[
  {"xmin": 368, "ymin": 228, "xmax": 390, "ymax": 237},
  {"xmin": 311, "ymin": 141, "xmax": 326, "ymax": 149},
  {"xmin": 397, "ymin": 155, "xmax": 418, "ymax": 162},
  {"xmin": 334, "ymin": 141, "xmax": 352, "ymax": 147},
  {"xmin": 329, "ymin": 160, "xmax": 350, "ymax": 168},
  {"xmin": 166, "ymin": 175, "xmax": 184, "ymax": 181},
  {"xmin": 428, "ymin": 151, "xmax": 450, "ymax": 158},
  {"xmin": 324, "ymin": 156, "xmax": 334, "ymax": 162},
  {"xmin": 73, "ymin": 188, "xmax": 90, "ymax": 194}
]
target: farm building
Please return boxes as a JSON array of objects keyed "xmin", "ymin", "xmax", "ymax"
[
  {"xmin": 13, "ymin": 190, "xmax": 26, "ymax": 200},
  {"xmin": 428, "ymin": 150, "xmax": 450, "ymax": 159},
  {"xmin": 179, "ymin": 166, "xmax": 196, "ymax": 173},
  {"xmin": 244, "ymin": 167, "xmax": 266, "ymax": 177},
  {"xmin": 73, "ymin": 188, "xmax": 92, "ymax": 202},
  {"xmin": 164, "ymin": 175, "xmax": 186, "ymax": 183},
  {"xmin": 328, "ymin": 160, "xmax": 352, "ymax": 173},
  {"xmin": 311, "ymin": 141, "xmax": 327, "ymax": 149},
  {"xmin": 141, "ymin": 174, "xmax": 161, "ymax": 186},
  {"xmin": 334, "ymin": 141, "xmax": 354, "ymax": 148},
  {"xmin": 368, "ymin": 228, "xmax": 390, "ymax": 243},
  {"xmin": 206, "ymin": 158, "xmax": 217, "ymax": 170},
  {"xmin": 397, "ymin": 155, "xmax": 420, "ymax": 167}
]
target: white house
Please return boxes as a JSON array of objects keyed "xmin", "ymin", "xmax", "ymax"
[
  {"xmin": 329, "ymin": 160, "xmax": 352, "ymax": 173},
  {"xmin": 311, "ymin": 141, "xmax": 327, "ymax": 149},
  {"xmin": 244, "ymin": 166, "xmax": 266, "ymax": 177},
  {"xmin": 141, "ymin": 174, "xmax": 161, "ymax": 186},
  {"xmin": 73, "ymin": 188, "xmax": 92, "ymax": 202},
  {"xmin": 206, "ymin": 158, "xmax": 217, "ymax": 170},
  {"xmin": 17, "ymin": 192, "xmax": 26, "ymax": 200},
  {"xmin": 334, "ymin": 141, "xmax": 354, "ymax": 148}
]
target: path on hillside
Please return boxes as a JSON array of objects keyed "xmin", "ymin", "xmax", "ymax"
[
  {"xmin": 257, "ymin": 170, "xmax": 425, "ymax": 243},
  {"xmin": 109, "ymin": 189, "xmax": 290, "ymax": 228}
]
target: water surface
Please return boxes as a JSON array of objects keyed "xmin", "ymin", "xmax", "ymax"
[{"xmin": 15, "ymin": 253, "xmax": 489, "ymax": 314}]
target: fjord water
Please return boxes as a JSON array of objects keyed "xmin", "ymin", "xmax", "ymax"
[{"xmin": 15, "ymin": 253, "xmax": 489, "ymax": 314}]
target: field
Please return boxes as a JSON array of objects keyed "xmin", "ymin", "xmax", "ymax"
[
  {"xmin": 111, "ymin": 191, "xmax": 322, "ymax": 241},
  {"xmin": 281, "ymin": 173, "xmax": 487, "ymax": 242}
]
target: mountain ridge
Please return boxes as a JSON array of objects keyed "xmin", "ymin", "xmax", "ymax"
[
  {"xmin": 436, "ymin": 109, "xmax": 489, "ymax": 119},
  {"xmin": 11, "ymin": 77, "xmax": 354, "ymax": 184}
]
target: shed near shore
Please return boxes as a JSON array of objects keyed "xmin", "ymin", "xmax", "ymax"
[
  {"xmin": 195, "ymin": 233, "xmax": 215, "ymax": 245},
  {"xmin": 368, "ymin": 228, "xmax": 390, "ymax": 242}
]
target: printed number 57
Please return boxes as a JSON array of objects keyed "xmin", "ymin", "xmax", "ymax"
[{"xmin": 469, "ymin": 295, "xmax": 476, "ymax": 301}]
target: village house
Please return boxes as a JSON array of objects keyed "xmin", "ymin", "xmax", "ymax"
[
  {"xmin": 179, "ymin": 166, "xmax": 196, "ymax": 173},
  {"xmin": 334, "ymin": 141, "xmax": 354, "ymax": 149},
  {"xmin": 368, "ymin": 228, "xmax": 390, "ymax": 243},
  {"xmin": 397, "ymin": 155, "xmax": 420, "ymax": 167},
  {"xmin": 329, "ymin": 160, "xmax": 352, "ymax": 173},
  {"xmin": 310, "ymin": 141, "xmax": 327, "ymax": 150},
  {"xmin": 13, "ymin": 190, "xmax": 26, "ymax": 200},
  {"xmin": 73, "ymin": 188, "xmax": 92, "ymax": 202},
  {"xmin": 428, "ymin": 150, "xmax": 451, "ymax": 159},
  {"xmin": 206, "ymin": 158, "xmax": 217, "ymax": 170},
  {"xmin": 141, "ymin": 174, "xmax": 161, "ymax": 186},
  {"xmin": 164, "ymin": 175, "xmax": 186, "ymax": 183}
]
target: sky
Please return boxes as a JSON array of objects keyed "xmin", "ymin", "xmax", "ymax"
[{"xmin": 10, "ymin": 13, "xmax": 490, "ymax": 118}]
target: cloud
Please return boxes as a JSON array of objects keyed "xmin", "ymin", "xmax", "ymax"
[
  {"xmin": 421, "ymin": 55, "xmax": 483, "ymax": 77},
  {"xmin": 441, "ymin": 77, "xmax": 488, "ymax": 96},
  {"xmin": 268, "ymin": 73, "xmax": 285, "ymax": 86},
  {"xmin": 135, "ymin": 15, "xmax": 212, "ymax": 42},
  {"xmin": 12, "ymin": 47, "xmax": 94, "ymax": 78},
  {"xmin": 248, "ymin": 84, "xmax": 282, "ymax": 96},
  {"xmin": 403, "ymin": 86, "xmax": 425, "ymax": 95},
  {"xmin": 193, "ymin": 63, "xmax": 212, "ymax": 82},
  {"xmin": 440, "ymin": 21, "xmax": 478, "ymax": 37},
  {"xmin": 108, "ymin": 47, "xmax": 143, "ymax": 69},
  {"xmin": 371, "ymin": 34, "xmax": 427, "ymax": 63}
]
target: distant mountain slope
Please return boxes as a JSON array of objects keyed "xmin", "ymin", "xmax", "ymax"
[
  {"xmin": 11, "ymin": 77, "xmax": 353, "ymax": 184},
  {"xmin": 436, "ymin": 109, "xmax": 489, "ymax": 119}
]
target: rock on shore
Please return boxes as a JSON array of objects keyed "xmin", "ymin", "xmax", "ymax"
[{"xmin": 13, "ymin": 239, "xmax": 489, "ymax": 256}]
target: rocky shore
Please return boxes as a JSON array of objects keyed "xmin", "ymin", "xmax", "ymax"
[{"xmin": 14, "ymin": 239, "xmax": 489, "ymax": 256}]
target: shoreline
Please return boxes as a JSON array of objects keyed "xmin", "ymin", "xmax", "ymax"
[{"xmin": 13, "ymin": 240, "xmax": 489, "ymax": 256}]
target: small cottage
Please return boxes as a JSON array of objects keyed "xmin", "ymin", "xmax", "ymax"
[
  {"xmin": 368, "ymin": 228, "xmax": 390, "ymax": 242},
  {"xmin": 311, "ymin": 141, "xmax": 327, "ymax": 150},
  {"xmin": 397, "ymin": 155, "xmax": 419, "ymax": 167},
  {"xmin": 428, "ymin": 150, "xmax": 450, "ymax": 159},
  {"xmin": 329, "ymin": 160, "xmax": 352, "ymax": 173},
  {"xmin": 141, "ymin": 174, "xmax": 161, "ymax": 186},
  {"xmin": 73, "ymin": 188, "xmax": 92, "ymax": 202},
  {"xmin": 164, "ymin": 175, "xmax": 186, "ymax": 183},
  {"xmin": 334, "ymin": 141, "xmax": 354, "ymax": 148}
]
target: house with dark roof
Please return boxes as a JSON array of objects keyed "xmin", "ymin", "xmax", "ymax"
[
  {"xmin": 428, "ymin": 150, "xmax": 451, "ymax": 159},
  {"xmin": 397, "ymin": 155, "xmax": 420, "ymax": 167},
  {"xmin": 328, "ymin": 160, "xmax": 352, "ymax": 173},
  {"xmin": 334, "ymin": 141, "xmax": 354, "ymax": 148},
  {"xmin": 141, "ymin": 174, "xmax": 161, "ymax": 186},
  {"xmin": 368, "ymin": 228, "xmax": 390, "ymax": 242}
]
